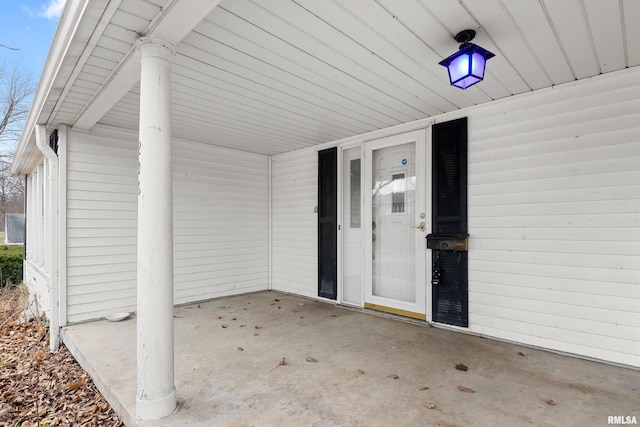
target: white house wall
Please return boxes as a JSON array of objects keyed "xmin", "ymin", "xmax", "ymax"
[
  {"xmin": 270, "ymin": 68, "xmax": 640, "ymax": 367},
  {"xmin": 466, "ymin": 69, "xmax": 640, "ymax": 368},
  {"xmin": 23, "ymin": 168, "xmax": 50, "ymax": 314},
  {"xmin": 66, "ymin": 130, "xmax": 138, "ymax": 323},
  {"xmin": 172, "ymin": 139, "xmax": 269, "ymax": 304},
  {"xmin": 65, "ymin": 128, "xmax": 269, "ymax": 323},
  {"xmin": 271, "ymin": 149, "xmax": 318, "ymax": 297}
]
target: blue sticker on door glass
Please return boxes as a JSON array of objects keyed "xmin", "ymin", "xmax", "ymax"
[{"xmin": 401, "ymin": 158, "xmax": 407, "ymax": 165}]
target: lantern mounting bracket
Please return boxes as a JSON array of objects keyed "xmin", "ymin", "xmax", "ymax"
[{"xmin": 454, "ymin": 29, "xmax": 476, "ymax": 46}]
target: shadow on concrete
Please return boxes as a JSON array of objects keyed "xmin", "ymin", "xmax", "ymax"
[{"xmin": 62, "ymin": 291, "xmax": 639, "ymax": 426}]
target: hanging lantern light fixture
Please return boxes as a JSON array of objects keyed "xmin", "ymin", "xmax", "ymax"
[{"xmin": 439, "ymin": 29, "xmax": 495, "ymax": 90}]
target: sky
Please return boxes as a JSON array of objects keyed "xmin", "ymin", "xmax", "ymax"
[
  {"xmin": 0, "ymin": 0, "xmax": 65, "ymax": 84},
  {"xmin": 0, "ymin": 1, "xmax": 65, "ymax": 153}
]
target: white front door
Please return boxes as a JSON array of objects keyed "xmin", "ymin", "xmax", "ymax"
[{"xmin": 364, "ymin": 130, "xmax": 427, "ymax": 319}]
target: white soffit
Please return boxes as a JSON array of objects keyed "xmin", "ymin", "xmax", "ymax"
[{"xmin": 41, "ymin": 0, "xmax": 638, "ymax": 156}]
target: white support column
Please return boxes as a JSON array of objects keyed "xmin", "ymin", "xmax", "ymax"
[{"xmin": 136, "ymin": 37, "xmax": 177, "ymax": 421}]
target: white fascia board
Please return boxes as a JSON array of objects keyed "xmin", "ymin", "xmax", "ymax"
[
  {"xmin": 11, "ymin": 0, "xmax": 90, "ymax": 177},
  {"xmin": 72, "ymin": 0, "xmax": 223, "ymax": 132}
]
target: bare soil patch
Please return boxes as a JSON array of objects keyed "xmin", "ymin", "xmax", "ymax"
[{"xmin": 0, "ymin": 286, "xmax": 124, "ymax": 426}]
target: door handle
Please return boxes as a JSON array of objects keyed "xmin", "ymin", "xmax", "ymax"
[{"xmin": 412, "ymin": 222, "xmax": 425, "ymax": 232}]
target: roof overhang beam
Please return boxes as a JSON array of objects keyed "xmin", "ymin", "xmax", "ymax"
[{"xmin": 72, "ymin": 0, "xmax": 222, "ymax": 132}]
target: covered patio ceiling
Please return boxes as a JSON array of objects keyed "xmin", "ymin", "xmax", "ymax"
[{"xmin": 12, "ymin": 0, "xmax": 640, "ymax": 173}]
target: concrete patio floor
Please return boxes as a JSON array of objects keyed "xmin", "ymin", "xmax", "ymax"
[{"xmin": 61, "ymin": 291, "xmax": 638, "ymax": 427}]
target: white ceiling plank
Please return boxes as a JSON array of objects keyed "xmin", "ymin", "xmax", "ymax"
[
  {"xmin": 170, "ymin": 71, "xmax": 337, "ymax": 137},
  {"xmin": 206, "ymin": 8, "xmax": 421, "ymax": 123},
  {"xmin": 501, "ymin": 0, "xmax": 574, "ymax": 84},
  {"xmin": 98, "ymin": 113, "xmax": 138, "ymax": 132},
  {"xmin": 111, "ymin": 9, "xmax": 151, "ymax": 32},
  {"xmin": 223, "ymin": 0, "xmax": 438, "ymax": 117},
  {"xmin": 542, "ymin": 0, "xmax": 600, "ymax": 79},
  {"xmin": 220, "ymin": 0, "xmax": 430, "ymax": 120},
  {"xmin": 170, "ymin": 75, "xmax": 347, "ymax": 143},
  {"xmin": 143, "ymin": 0, "xmax": 165, "ymax": 7},
  {"xmin": 170, "ymin": 96, "xmax": 332, "ymax": 148},
  {"xmin": 101, "ymin": 22, "xmax": 139, "ymax": 47},
  {"xmin": 199, "ymin": 11, "xmax": 414, "ymax": 124},
  {"xmin": 171, "ymin": 108, "xmax": 317, "ymax": 151},
  {"xmin": 305, "ymin": 0, "xmax": 471, "ymax": 111},
  {"xmin": 175, "ymin": 44, "xmax": 370, "ymax": 133},
  {"xmin": 91, "ymin": 46, "xmax": 127, "ymax": 63},
  {"xmin": 170, "ymin": 114, "xmax": 313, "ymax": 154},
  {"xmin": 174, "ymin": 52, "xmax": 370, "ymax": 135},
  {"xmin": 65, "ymin": 92, "xmax": 92, "ymax": 103},
  {"xmin": 97, "ymin": 33, "xmax": 134, "ymax": 56},
  {"xmin": 76, "ymin": 73, "xmax": 109, "ymax": 85},
  {"xmin": 81, "ymin": 64, "xmax": 113, "ymax": 80},
  {"xmin": 462, "ymin": 0, "xmax": 552, "ymax": 90},
  {"xmin": 73, "ymin": 79, "xmax": 101, "ymax": 91},
  {"xmin": 290, "ymin": 0, "xmax": 448, "ymax": 115},
  {"xmin": 622, "ymin": 0, "xmax": 640, "ymax": 67},
  {"xmin": 182, "ymin": 31, "xmax": 391, "ymax": 130},
  {"xmin": 69, "ymin": 86, "xmax": 98, "ymax": 97},
  {"xmin": 582, "ymin": 0, "xmax": 626, "ymax": 73},
  {"xmin": 171, "ymin": 83, "xmax": 344, "ymax": 142},
  {"xmin": 118, "ymin": 0, "xmax": 162, "ymax": 19},
  {"xmin": 85, "ymin": 55, "xmax": 119, "ymax": 71}
]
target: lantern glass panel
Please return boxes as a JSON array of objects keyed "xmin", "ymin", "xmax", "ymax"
[{"xmin": 471, "ymin": 52, "xmax": 486, "ymax": 79}]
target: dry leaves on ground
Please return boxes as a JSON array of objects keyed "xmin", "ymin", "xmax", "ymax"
[{"xmin": 0, "ymin": 286, "xmax": 124, "ymax": 426}]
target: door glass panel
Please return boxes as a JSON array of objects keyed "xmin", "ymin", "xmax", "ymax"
[
  {"xmin": 372, "ymin": 143, "xmax": 416, "ymax": 303},
  {"xmin": 391, "ymin": 173, "xmax": 405, "ymax": 213},
  {"xmin": 343, "ymin": 149, "xmax": 362, "ymax": 305},
  {"xmin": 350, "ymin": 159, "xmax": 361, "ymax": 228}
]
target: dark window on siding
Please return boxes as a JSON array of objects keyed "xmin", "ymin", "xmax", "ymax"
[{"xmin": 49, "ymin": 129, "xmax": 59, "ymax": 155}]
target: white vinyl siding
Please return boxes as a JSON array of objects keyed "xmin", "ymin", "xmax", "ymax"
[
  {"xmin": 24, "ymin": 165, "xmax": 50, "ymax": 314},
  {"xmin": 464, "ymin": 70, "xmax": 640, "ymax": 367},
  {"xmin": 66, "ymin": 128, "xmax": 269, "ymax": 323},
  {"xmin": 172, "ymin": 140, "xmax": 269, "ymax": 303},
  {"xmin": 271, "ymin": 149, "xmax": 318, "ymax": 297},
  {"xmin": 269, "ymin": 68, "xmax": 640, "ymax": 367},
  {"xmin": 66, "ymin": 130, "xmax": 138, "ymax": 323}
]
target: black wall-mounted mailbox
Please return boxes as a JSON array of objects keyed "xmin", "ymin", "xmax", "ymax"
[{"xmin": 426, "ymin": 234, "xmax": 469, "ymax": 251}]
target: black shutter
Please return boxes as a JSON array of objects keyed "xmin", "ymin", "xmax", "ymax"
[
  {"xmin": 318, "ymin": 148, "xmax": 337, "ymax": 299},
  {"xmin": 432, "ymin": 118, "xmax": 468, "ymax": 327}
]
